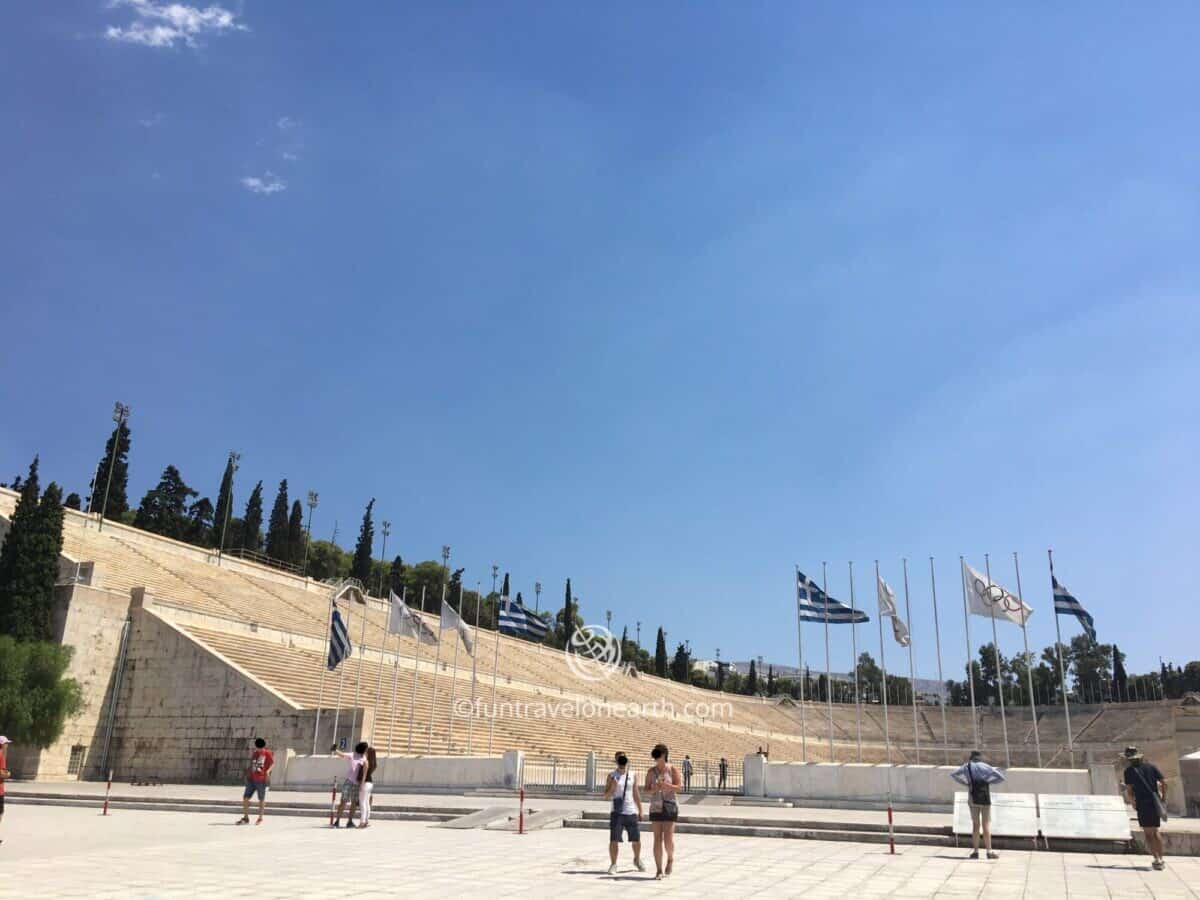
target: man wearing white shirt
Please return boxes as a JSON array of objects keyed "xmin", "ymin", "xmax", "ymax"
[
  {"xmin": 603, "ymin": 751, "xmax": 645, "ymax": 876},
  {"xmin": 950, "ymin": 750, "xmax": 1006, "ymax": 859}
]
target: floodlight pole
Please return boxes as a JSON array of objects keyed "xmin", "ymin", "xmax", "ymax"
[
  {"xmin": 97, "ymin": 402, "xmax": 130, "ymax": 532},
  {"xmin": 302, "ymin": 491, "xmax": 319, "ymax": 576}
]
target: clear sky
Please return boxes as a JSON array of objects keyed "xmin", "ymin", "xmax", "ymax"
[{"xmin": 3, "ymin": 2, "xmax": 1198, "ymax": 680}]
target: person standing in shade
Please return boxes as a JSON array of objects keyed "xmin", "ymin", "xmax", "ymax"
[
  {"xmin": 237, "ymin": 737, "xmax": 274, "ymax": 825},
  {"xmin": 950, "ymin": 750, "xmax": 1005, "ymax": 860},
  {"xmin": 357, "ymin": 746, "xmax": 378, "ymax": 829},
  {"xmin": 681, "ymin": 755, "xmax": 693, "ymax": 793},
  {"xmin": 330, "ymin": 741, "xmax": 367, "ymax": 828},
  {"xmin": 602, "ymin": 751, "xmax": 645, "ymax": 875},
  {"xmin": 0, "ymin": 736, "xmax": 10, "ymax": 838},
  {"xmin": 645, "ymin": 743, "xmax": 681, "ymax": 880},
  {"xmin": 717, "ymin": 757, "xmax": 728, "ymax": 790},
  {"xmin": 1121, "ymin": 746, "xmax": 1168, "ymax": 870}
]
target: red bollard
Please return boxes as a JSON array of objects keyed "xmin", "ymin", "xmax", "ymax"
[
  {"xmin": 518, "ymin": 787, "xmax": 525, "ymax": 835},
  {"xmin": 886, "ymin": 802, "xmax": 895, "ymax": 855},
  {"xmin": 102, "ymin": 770, "xmax": 113, "ymax": 816},
  {"xmin": 329, "ymin": 777, "xmax": 338, "ymax": 825}
]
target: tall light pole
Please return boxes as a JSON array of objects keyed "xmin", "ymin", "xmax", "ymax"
[
  {"xmin": 216, "ymin": 450, "xmax": 240, "ymax": 564},
  {"xmin": 605, "ymin": 609, "xmax": 612, "ymax": 631},
  {"xmin": 302, "ymin": 491, "xmax": 318, "ymax": 576},
  {"xmin": 534, "ymin": 581, "xmax": 541, "ymax": 614},
  {"xmin": 97, "ymin": 402, "xmax": 131, "ymax": 532},
  {"xmin": 442, "ymin": 545, "xmax": 452, "ymax": 585},
  {"xmin": 636, "ymin": 621, "xmax": 641, "ymax": 648},
  {"xmin": 377, "ymin": 521, "xmax": 391, "ymax": 596}
]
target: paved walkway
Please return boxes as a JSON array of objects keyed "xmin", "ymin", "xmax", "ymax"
[{"xmin": 2, "ymin": 804, "xmax": 1197, "ymax": 898}]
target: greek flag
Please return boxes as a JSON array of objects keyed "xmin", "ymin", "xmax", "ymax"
[
  {"xmin": 797, "ymin": 570, "xmax": 869, "ymax": 624},
  {"xmin": 327, "ymin": 602, "xmax": 352, "ymax": 671},
  {"xmin": 498, "ymin": 595, "xmax": 549, "ymax": 640},
  {"xmin": 1053, "ymin": 576, "xmax": 1096, "ymax": 642}
]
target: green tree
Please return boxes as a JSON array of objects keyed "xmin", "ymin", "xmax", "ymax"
[
  {"xmin": 767, "ymin": 665, "xmax": 775, "ymax": 695},
  {"xmin": 134, "ymin": 465, "xmax": 197, "ymax": 539},
  {"xmin": 90, "ymin": 419, "xmax": 131, "ymax": 519},
  {"xmin": 265, "ymin": 479, "xmax": 290, "ymax": 561},
  {"xmin": 654, "ymin": 627, "xmax": 668, "ymax": 677},
  {"xmin": 63, "ymin": 493, "xmax": 82, "ymax": 511},
  {"xmin": 0, "ymin": 460, "xmax": 66, "ymax": 642},
  {"xmin": 746, "ymin": 659, "xmax": 758, "ymax": 695},
  {"xmin": 286, "ymin": 500, "xmax": 305, "ymax": 566},
  {"xmin": 404, "ymin": 560, "xmax": 448, "ymax": 612},
  {"xmin": 1112, "ymin": 644, "xmax": 1129, "ymax": 701},
  {"xmin": 556, "ymin": 578, "xmax": 575, "ymax": 649},
  {"xmin": 306, "ymin": 540, "xmax": 350, "ymax": 582},
  {"xmin": 1070, "ymin": 634, "xmax": 1114, "ymax": 700},
  {"xmin": 388, "ymin": 555, "xmax": 406, "ymax": 597},
  {"xmin": 211, "ymin": 457, "xmax": 235, "ymax": 550},
  {"xmin": 670, "ymin": 642, "xmax": 691, "ymax": 682},
  {"xmin": 0, "ymin": 637, "xmax": 84, "ymax": 747},
  {"xmin": 241, "ymin": 481, "xmax": 264, "ymax": 551},
  {"xmin": 501, "ymin": 572, "xmax": 510, "ymax": 597},
  {"xmin": 350, "ymin": 498, "xmax": 375, "ymax": 585},
  {"xmin": 185, "ymin": 497, "xmax": 214, "ymax": 545}
]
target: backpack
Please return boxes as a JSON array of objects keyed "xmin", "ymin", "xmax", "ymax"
[{"xmin": 967, "ymin": 763, "xmax": 990, "ymax": 806}]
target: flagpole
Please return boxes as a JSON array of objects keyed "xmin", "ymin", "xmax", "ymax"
[
  {"xmin": 794, "ymin": 566, "xmax": 807, "ymax": 762},
  {"xmin": 428, "ymin": 581, "xmax": 448, "ymax": 752},
  {"xmin": 387, "ymin": 587, "xmax": 406, "ymax": 756},
  {"xmin": 350, "ymin": 593, "xmax": 370, "ymax": 740},
  {"xmin": 312, "ymin": 590, "xmax": 335, "ymax": 754},
  {"xmin": 407, "ymin": 586, "xmax": 426, "ymax": 752},
  {"xmin": 822, "ymin": 561, "xmax": 833, "ymax": 762},
  {"xmin": 333, "ymin": 601, "xmax": 349, "ymax": 749},
  {"xmin": 902, "ymin": 558, "xmax": 920, "ymax": 765},
  {"xmin": 929, "ymin": 558, "xmax": 950, "ymax": 764},
  {"xmin": 959, "ymin": 557, "xmax": 980, "ymax": 748},
  {"xmin": 848, "ymin": 561, "xmax": 862, "ymax": 763},
  {"xmin": 983, "ymin": 554, "xmax": 1012, "ymax": 767},
  {"xmin": 372, "ymin": 608, "xmax": 390, "ymax": 745},
  {"xmin": 488, "ymin": 584, "xmax": 502, "ymax": 755},
  {"xmin": 446, "ymin": 582, "xmax": 464, "ymax": 753},
  {"xmin": 874, "ymin": 562, "xmax": 894, "ymax": 772},
  {"xmin": 468, "ymin": 581, "xmax": 481, "ymax": 753},
  {"xmin": 1012, "ymin": 551, "xmax": 1041, "ymax": 766},
  {"xmin": 1049, "ymin": 550, "xmax": 1075, "ymax": 767}
]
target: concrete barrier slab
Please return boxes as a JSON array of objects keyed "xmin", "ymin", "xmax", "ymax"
[
  {"xmin": 952, "ymin": 791, "xmax": 1038, "ymax": 838},
  {"xmin": 1040, "ymin": 794, "xmax": 1130, "ymax": 841},
  {"xmin": 437, "ymin": 806, "xmax": 516, "ymax": 829}
]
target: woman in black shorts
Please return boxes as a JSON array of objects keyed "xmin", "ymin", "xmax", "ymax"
[{"xmin": 644, "ymin": 743, "xmax": 681, "ymax": 879}]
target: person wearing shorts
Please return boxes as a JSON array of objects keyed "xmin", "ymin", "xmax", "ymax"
[
  {"xmin": 645, "ymin": 743, "xmax": 681, "ymax": 880},
  {"xmin": 1122, "ymin": 746, "xmax": 1167, "ymax": 870},
  {"xmin": 950, "ymin": 750, "xmax": 1005, "ymax": 860},
  {"xmin": 0, "ymin": 735, "xmax": 11, "ymax": 837},
  {"xmin": 237, "ymin": 737, "xmax": 274, "ymax": 825},
  {"xmin": 603, "ymin": 752, "xmax": 645, "ymax": 876},
  {"xmin": 331, "ymin": 741, "xmax": 367, "ymax": 828}
]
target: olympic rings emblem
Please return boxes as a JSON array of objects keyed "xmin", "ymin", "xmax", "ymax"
[{"xmin": 972, "ymin": 577, "xmax": 1023, "ymax": 612}]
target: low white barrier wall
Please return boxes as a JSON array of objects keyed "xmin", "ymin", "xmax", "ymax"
[
  {"xmin": 744, "ymin": 757, "xmax": 1093, "ymax": 806},
  {"xmin": 278, "ymin": 750, "xmax": 523, "ymax": 792}
]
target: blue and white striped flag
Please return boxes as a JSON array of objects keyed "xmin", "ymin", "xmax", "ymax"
[
  {"xmin": 1053, "ymin": 576, "xmax": 1096, "ymax": 642},
  {"xmin": 499, "ymin": 594, "xmax": 549, "ymax": 640},
  {"xmin": 327, "ymin": 602, "xmax": 352, "ymax": 670},
  {"xmin": 797, "ymin": 570, "xmax": 869, "ymax": 624}
]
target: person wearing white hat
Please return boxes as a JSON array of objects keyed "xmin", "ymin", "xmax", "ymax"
[{"xmin": 0, "ymin": 736, "xmax": 11, "ymax": 831}]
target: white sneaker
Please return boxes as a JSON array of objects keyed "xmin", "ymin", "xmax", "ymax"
[
  {"xmin": 634, "ymin": 858, "xmax": 646, "ymax": 872},
  {"xmin": 607, "ymin": 864, "xmax": 618, "ymax": 876}
]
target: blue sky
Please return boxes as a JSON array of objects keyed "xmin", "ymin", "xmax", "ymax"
[{"xmin": 2, "ymin": 2, "xmax": 1198, "ymax": 679}]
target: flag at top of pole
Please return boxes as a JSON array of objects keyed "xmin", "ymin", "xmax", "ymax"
[
  {"xmin": 327, "ymin": 602, "xmax": 352, "ymax": 670},
  {"xmin": 962, "ymin": 561, "xmax": 1033, "ymax": 627},
  {"xmin": 797, "ymin": 570, "xmax": 869, "ymax": 624},
  {"xmin": 876, "ymin": 574, "xmax": 911, "ymax": 647},
  {"xmin": 499, "ymin": 594, "xmax": 549, "ymax": 640},
  {"xmin": 1052, "ymin": 576, "xmax": 1096, "ymax": 642},
  {"xmin": 388, "ymin": 590, "xmax": 438, "ymax": 644},
  {"xmin": 440, "ymin": 597, "xmax": 475, "ymax": 656}
]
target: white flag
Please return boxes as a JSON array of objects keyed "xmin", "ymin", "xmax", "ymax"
[
  {"xmin": 439, "ymin": 598, "xmax": 475, "ymax": 656},
  {"xmin": 876, "ymin": 575, "xmax": 911, "ymax": 647},
  {"xmin": 962, "ymin": 561, "xmax": 1033, "ymax": 627},
  {"xmin": 388, "ymin": 591, "xmax": 437, "ymax": 644}
]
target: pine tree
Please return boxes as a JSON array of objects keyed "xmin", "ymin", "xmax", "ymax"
[
  {"xmin": 265, "ymin": 479, "xmax": 290, "ymax": 561},
  {"xmin": 351, "ymin": 498, "xmax": 375, "ymax": 585},
  {"xmin": 0, "ymin": 460, "xmax": 65, "ymax": 642},
  {"xmin": 388, "ymin": 555, "xmax": 405, "ymax": 597},
  {"xmin": 211, "ymin": 457, "xmax": 236, "ymax": 550},
  {"xmin": 134, "ymin": 465, "xmax": 197, "ymax": 539},
  {"xmin": 241, "ymin": 481, "xmax": 264, "ymax": 551},
  {"xmin": 286, "ymin": 500, "xmax": 305, "ymax": 565},
  {"xmin": 63, "ymin": 493, "xmax": 82, "ymax": 511},
  {"xmin": 654, "ymin": 627, "xmax": 668, "ymax": 677},
  {"xmin": 671, "ymin": 642, "xmax": 691, "ymax": 682},
  {"xmin": 90, "ymin": 419, "xmax": 131, "ymax": 518},
  {"xmin": 186, "ymin": 497, "xmax": 214, "ymax": 545},
  {"xmin": 746, "ymin": 659, "xmax": 758, "ymax": 695}
]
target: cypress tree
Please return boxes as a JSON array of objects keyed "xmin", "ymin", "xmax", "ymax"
[
  {"xmin": 64, "ymin": 493, "xmax": 82, "ymax": 511},
  {"xmin": 286, "ymin": 500, "xmax": 305, "ymax": 565},
  {"xmin": 559, "ymin": 578, "xmax": 574, "ymax": 649},
  {"xmin": 241, "ymin": 481, "xmax": 264, "ymax": 551},
  {"xmin": 388, "ymin": 555, "xmax": 405, "ymax": 597},
  {"xmin": 351, "ymin": 498, "xmax": 375, "ymax": 584},
  {"xmin": 0, "ymin": 460, "xmax": 65, "ymax": 642},
  {"xmin": 90, "ymin": 419, "xmax": 131, "ymax": 518},
  {"xmin": 265, "ymin": 479, "xmax": 290, "ymax": 561},
  {"xmin": 654, "ymin": 627, "xmax": 668, "ymax": 677},
  {"xmin": 671, "ymin": 642, "xmax": 691, "ymax": 682},
  {"xmin": 134, "ymin": 465, "xmax": 197, "ymax": 539},
  {"xmin": 746, "ymin": 659, "xmax": 758, "ymax": 695},
  {"xmin": 501, "ymin": 572, "xmax": 510, "ymax": 596},
  {"xmin": 211, "ymin": 457, "xmax": 236, "ymax": 550}
]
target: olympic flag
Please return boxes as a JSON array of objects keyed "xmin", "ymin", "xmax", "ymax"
[{"xmin": 962, "ymin": 561, "xmax": 1033, "ymax": 627}]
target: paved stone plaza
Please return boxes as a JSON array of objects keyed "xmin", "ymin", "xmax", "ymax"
[{"xmin": 1, "ymin": 804, "xmax": 1197, "ymax": 898}]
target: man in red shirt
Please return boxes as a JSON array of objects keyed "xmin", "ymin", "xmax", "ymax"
[
  {"xmin": 0, "ymin": 735, "xmax": 10, "ymax": 835},
  {"xmin": 237, "ymin": 737, "xmax": 274, "ymax": 825}
]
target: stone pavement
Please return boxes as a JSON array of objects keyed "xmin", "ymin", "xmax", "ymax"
[{"xmin": 1, "ymin": 804, "xmax": 1198, "ymax": 898}]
